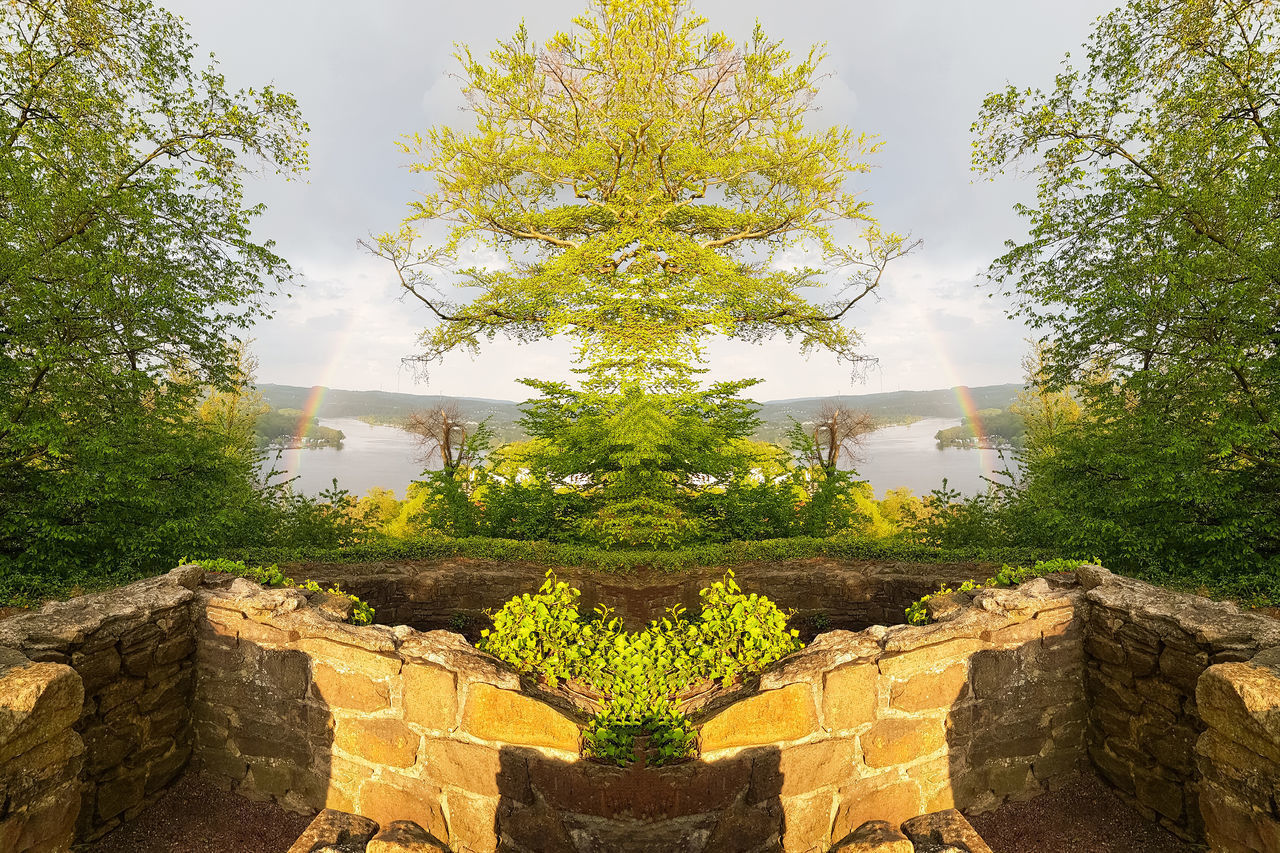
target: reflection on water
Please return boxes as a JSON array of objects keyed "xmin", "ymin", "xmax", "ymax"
[{"xmin": 267, "ymin": 416, "xmax": 1017, "ymax": 499}]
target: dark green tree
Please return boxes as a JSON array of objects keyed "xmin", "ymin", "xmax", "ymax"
[
  {"xmin": 0, "ymin": 0, "xmax": 308, "ymax": 593},
  {"xmin": 973, "ymin": 0, "xmax": 1280, "ymax": 580}
]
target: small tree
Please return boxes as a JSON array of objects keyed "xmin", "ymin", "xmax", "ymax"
[
  {"xmin": 407, "ymin": 402, "xmax": 485, "ymax": 477},
  {"xmin": 788, "ymin": 403, "xmax": 874, "ymax": 476}
]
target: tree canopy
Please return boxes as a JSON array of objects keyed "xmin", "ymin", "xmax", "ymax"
[
  {"xmin": 972, "ymin": 0, "xmax": 1280, "ymax": 577},
  {"xmin": 369, "ymin": 0, "xmax": 912, "ymax": 388},
  {"xmin": 0, "ymin": 0, "xmax": 308, "ymax": 586}
]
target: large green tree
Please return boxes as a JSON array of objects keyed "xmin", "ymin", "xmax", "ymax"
[
  {"xmin": 370, "ymin": 0, "xmax": 911, "ymax": 386},
  {"xmin": 0, "ymin": 0, "xmax": 308, "ymax": 589},
  {"xmin": 973, "ymin": 0, "xmax": 1280, "ymax": 578}
]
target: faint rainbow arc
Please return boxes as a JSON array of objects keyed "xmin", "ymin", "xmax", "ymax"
[{"xmin": 911, "ymin": 309, "xmax": 997, "ymax": 483}]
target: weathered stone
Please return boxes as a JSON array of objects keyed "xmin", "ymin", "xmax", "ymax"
[
  {"xmin": 286, "ymin": 808, "xmax": 380, "ymax": 853},
  {"xmin": 764, "ymin": 737, "xmax": 859, "ymax": 798},
  {"xmin": 862, "ymin": 719, "xmax": 945, "ymax": 768},
  {"xmin": 700, "ymin": 684, "xmax": 818, "ymax": 752},
  {"xmin": 900, "ymin": 809, "xmax": 993, "ymax": 853},
  {"xmin": 401, "ymin": 663, "xmax": 459, "ymax": 731},
  {"xmin": 830, "ymin": 819, "xmax": 913, "ymax": 852},
  {"xmin": 334, "ymin": 717, "xmax": 419, "ymax": 768},
  {"xmin": 0, "ymin": 660, "xmax": 83, "ymax": 765},
  {"xmin": 890, "ymin": 663, "xmax": 967, "ymax": 713},
  {"xmin": 781, "ymin": 790, "xmax": 837, "ymax": 853},
  {"xmin": 295, "ymin": 638, "xmax": 403, "ymax": 679},
  {"xmin": 311, "ymin": 660, "xmax": 391, "ymax": 713},
  {"xmin": 420, "ymin": 737, "xmax": 527, "ymax": 799},
  {"xmin": 357, "ymin": 775, "xmax": 448, "ymax": 842},
  {"xmin": 367, "ymin": 819, "xmax": 450, "ymax": 852},
  {"xmin": 442, "ymin": 790, "xmax": 501, "ymax": 853},
  {"xmin": 823, "ymin": 664, "xmax": 878, "ymax": 732},
  {"xmin": 833, "ymin": 777, "xmax": 924, "ymax": 842},
  {"xmin": 1197, "ymin": 658, "xmax": 1280, "ymax": 764},
  {"xmin": 461, "ymin": 684, "xmax": 580, "ymax": 752}
]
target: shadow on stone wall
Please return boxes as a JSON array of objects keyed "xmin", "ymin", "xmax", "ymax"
[
  {"xmin": 493, "ymin": 745, "xmax": 785, "ymax": 853},
  {"xmin": 195, "ymin": 621, "xmax": 339, "ymax": 820}
]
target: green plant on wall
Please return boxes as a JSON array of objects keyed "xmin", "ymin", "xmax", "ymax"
[
  {"xmin": 478, "ymin": 570, "xmax": 802, "ymax": 765},
  {"xmin": 904, "ymin": 558, "xmax": 1093, "ymax": 626},
  {"xmin": 191, "ymin": 558, "xmax": 375, "ymax": 626}
]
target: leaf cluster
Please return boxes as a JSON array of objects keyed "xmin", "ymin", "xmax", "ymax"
[{"xmin": 477, "ymin": 569, "xmax": 802, "ymax": 765}]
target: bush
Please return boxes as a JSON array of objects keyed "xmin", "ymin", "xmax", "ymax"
[{"xmin": 478, "ymin": 571, "xmax": 802, "ymax": 766}]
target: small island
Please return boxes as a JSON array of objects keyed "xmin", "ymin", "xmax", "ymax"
[
  {"xmin": 254, "ymin": 408, "xmax": 345, "ymax": 449},
  {"xmin": 935, "ymin": 407, "xmax": 1026, "ymax": 449}
]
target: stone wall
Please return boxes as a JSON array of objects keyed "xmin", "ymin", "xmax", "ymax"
[
  {"xmin": 295, "ymin": 558, "xmax": 977, "ymax": 635},
  {"xmin": 193, "ymin": 574, "xmax": 585, "ymax": 853},
  {"xmin": 192, "ymin": 570, "xmax": 1087, "ymax": 853},
  {"xmin": 1077, "ymin": 565, "xmax": 1280, "ymax": 841},
  {"xmin": 1196, "ymin": 649, "xmax": 1280, "ymax": 851},
  {"xmin": 0, "ymin": 649, "xmax": 83, "ymax": 853},
  {"xmin": 690, "ymin": 575, "xmax": 1087, "ymax": 852},
  {"xmin": 0, "ymin": 567, "xmax": 202, "ymax": 846}
]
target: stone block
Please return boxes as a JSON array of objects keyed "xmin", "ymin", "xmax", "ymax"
[
  {"xmin": 765, "ymin": 737, "xmax": 859, "ymax": 798},
  {"xmin": 829, "ymin": 820, "xmax": 913, "ymax": 852},
  {"xmin": 823, "ymin": 664, "xmax": 878, "ymax": 732},
  {"xmin": 0, "ymin": 660, "xmax": 83, "ymax": 765},
  {"xmin": 367, "ymin": 819, "xmax": 450, "ymax": 852},
  {"xmin": 1132, "ymin": 767, "xmax": 1183, "ymax": 822},
  {"xmin": 461, "ymin": 684, "xmax": 580, "ymax": 752},
  {"xmin": 862, "ymin": 719, "xmax": 945, "ymax": 768},
  {"xmin": 297, "ymin": 638, "xmax": 404, "ymax": 680},
  {"xmin": 877, "ymin": 641, "xmax": 983, "ymax": 678},
  {"xmin": 334, "ymin": 717, "xmax": 420, "ymax": 768},
  {"xmin": 701, "ymin": 684, "xmax": 819, "ymax": 753},
  {"xmin": 781, "ymin": 790, "xmax": 837, "ymax": 853},
  {"xmin": 420, "ymin": 737, "xmax": 526, "ymax": 799},
  {"xmin": 312, "ymin": 660, "xmax": 392, "ymax": 713},
  {"xmin": 833, "ymin": 776, "xmax": 924, "ymax": 842},
  {"xmin": 285, "ymin": 808, "xmax": 380, "ymax": 853},
  {"xmin": 1198, "ymin": 659, "xmax": 1280, "ymax": 764},
  {"xmin": 357, "ymin": 775, "xmax": 448, "ymax": 842},
  {"xmin": 442, "ymin": 790, "xmax": 501, "ymax": 853},
  {"xmin": 401, "ymin": 664, "xmax": 459, "ymax": 731},
  {"xmin": 890, "ymin": 663, "xmax": 967, "ymax": 713},
  {"xmin": 901, "ymin": 808, "xmax": 994, "ymax": 853}
]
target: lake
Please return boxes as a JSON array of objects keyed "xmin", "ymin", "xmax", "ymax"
[{"xmin": 265, "ymin": 416, "xmax": 1018, "ymax": 500}]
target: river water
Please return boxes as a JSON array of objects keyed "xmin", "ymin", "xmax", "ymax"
[{"xmin": 264, "ymin": 416, "xmax": 1018, "ymax": 500}]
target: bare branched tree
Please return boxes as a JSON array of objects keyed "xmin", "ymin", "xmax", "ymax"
[
  {"xmin": 407, "ymin": 402, "xmax": 473, "ymax": 476},
  {"xmin": 806, "ymin": 403, "xmax": 875, "ymax": 473}
]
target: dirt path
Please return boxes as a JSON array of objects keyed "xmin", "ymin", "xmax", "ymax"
[{"xmin": 85, "ymin": 772, "xmax": 311, "ymax": 853}]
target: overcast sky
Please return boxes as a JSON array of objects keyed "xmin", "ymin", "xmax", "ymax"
[{"xmin": 163, "ymin": 0, "xmax": 1116, "ymax": 401}]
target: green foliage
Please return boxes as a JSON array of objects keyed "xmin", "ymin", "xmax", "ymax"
[
  {"xmin": 904, "ymin": 558, "xmax": 1093, "ymax": 626},
  {"xmin": 478, "ymin": 570, "xmax": 802, "ymax": 766},
  {"xmin": 255, "ymin": 410, "xmax": 346, "ymax": 448},
  {"xmin": 972, "ymin": 0, "xmax": 1280, "ymax": 594},
  {"xmin": 227, "ymin": 533, "xmax": 1056, "ymax": 577},
  {"xmin": 370, "ymin": 0, "xmax": 912, "ymax": 387},
  {"xmin": 193, "ymin": 558, "xmax": 375, "ymax": 626},
  {"xmin": 0, "ymin": 0, "xmax": 308, "ymax": 592}
]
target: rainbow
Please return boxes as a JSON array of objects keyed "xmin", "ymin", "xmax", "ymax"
[
  {"xmin": 294, "ymin": 385, "xmax": 328, "ymax": 445},
  {"xmin": 912, "ymin": 308, "xmax": 999, "ymax": 487}
]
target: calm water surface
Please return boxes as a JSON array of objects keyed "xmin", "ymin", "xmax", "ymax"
[{"xmin": 269, "ymin": 416, "xmax": 1018, "ymax": 499}]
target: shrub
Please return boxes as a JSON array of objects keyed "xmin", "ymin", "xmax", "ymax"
[{"xmin": 478, "ymin": 571, "xmax": 802, "ymax": 766}]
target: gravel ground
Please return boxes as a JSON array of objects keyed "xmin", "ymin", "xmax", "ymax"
[
  {"xmin": 968, "ymin": 773, "xmax": 1205, "ymax": 853},
  {"xmin": 85, "ymin": 773, "xmax": 311, "ymax": 853}
]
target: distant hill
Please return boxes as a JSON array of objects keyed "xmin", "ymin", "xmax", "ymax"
[
  {"xmin": 256, "ymin": 385, "xmax": 527, "ymax": 442},
  {"xmin": 256, "ymin": 382, "xmax": 1024, "ymax": 443}
]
